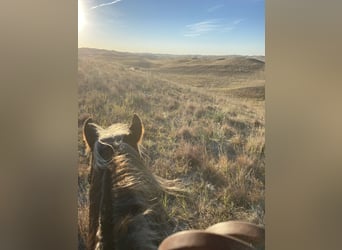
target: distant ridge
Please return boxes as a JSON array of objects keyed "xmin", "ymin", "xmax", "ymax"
[
  {"xmin": 78, "ymin": 48, "xmax": 264, "ymax": 76},
  {"xmin": 78, "ymin": 47, "xmax": 265, "ymax": 59}
]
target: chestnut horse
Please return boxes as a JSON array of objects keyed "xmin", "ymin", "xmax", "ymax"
[{"xmin": 83, "ymin": 114, "xmax": 178, "ymax": 250}]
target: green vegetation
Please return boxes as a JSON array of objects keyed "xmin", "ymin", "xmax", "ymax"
[{"xmin": 78, "ymin": 48, "xmax": 265, "ymax": 246}]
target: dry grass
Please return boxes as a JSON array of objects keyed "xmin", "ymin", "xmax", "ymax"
[{"xmin": 78, "ymin": 48, "xmax": 265, "ymax": 247}]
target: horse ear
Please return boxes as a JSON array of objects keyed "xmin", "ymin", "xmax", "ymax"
[
  {"xmin": 128, "ymin": 114, "xmax": 144, "ymax": 144},
  {"xmin": 83, "ymin": 117, "xmax": 99, "ymax": 151}
]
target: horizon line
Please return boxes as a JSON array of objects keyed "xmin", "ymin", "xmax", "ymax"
[{"xmin": 78, "ymin": 46, "xmax": 265, "ymax": 57}]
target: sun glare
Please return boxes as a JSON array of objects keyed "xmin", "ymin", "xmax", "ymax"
[{"xmin": 78, "ymin": 0, "xmax": 85, "ymax": 32}]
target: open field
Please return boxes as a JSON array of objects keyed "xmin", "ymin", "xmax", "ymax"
[{"xmin": 78, "ymin": 48, "xmax": 265, "ymax": 248}]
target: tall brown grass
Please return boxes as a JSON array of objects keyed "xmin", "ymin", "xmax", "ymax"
[{"xmin": 78, "ymin": 48, "xmax": 265, "ymax": 248}]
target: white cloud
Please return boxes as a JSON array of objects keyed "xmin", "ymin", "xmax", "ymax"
[
  {"xmin": 184, "ymin": 20, "xmax": 220, "ymax": 37},
  {"xmin": 90, "ymin": 0, "xmax": 122, "ymax": 10},
  {"xmin": 184, "ymin": 18, "xmax": 244, "ymax": 37}
]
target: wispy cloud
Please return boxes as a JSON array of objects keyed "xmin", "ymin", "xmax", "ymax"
[
  {"xmin": 184, "ymin": 20, "xmax": 220, "ymax": 37},
  {"xmin": 184, "ymin": 18, "xmax": 244, "ymax": 37},
  {"xmin": 208, "ymin": 4, "xmax": 224, "ymax": 13},
  {"xmin": 90, "ymin": 0, "xmax": 122, "ymax": 10}
]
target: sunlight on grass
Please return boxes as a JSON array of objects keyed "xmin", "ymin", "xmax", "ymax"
[{"xmin": 77, "ymin": 48, "xmax": 265, "ymax": 247}]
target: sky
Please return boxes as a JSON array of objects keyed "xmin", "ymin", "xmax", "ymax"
[{"xmin": 78, "ymin": 0, "xmax": 264, "ymax": 55}]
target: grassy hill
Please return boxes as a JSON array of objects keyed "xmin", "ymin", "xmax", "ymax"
[{"xmin": 78, "ymin": 48, "xmax": 265, "ymax": 247}]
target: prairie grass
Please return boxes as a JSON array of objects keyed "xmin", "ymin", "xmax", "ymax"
[{"xmin": 78, "ymin": 48, "xmax": 265, "ymax": 247}]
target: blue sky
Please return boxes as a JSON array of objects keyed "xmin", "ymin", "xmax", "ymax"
[{"xmin": 78, "ymin": 0, "xmax": 264, "ymax": 55}]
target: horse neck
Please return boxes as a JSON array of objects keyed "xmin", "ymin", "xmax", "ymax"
[
  {"xmin": 99, "ymin": 168, "xmax": 114, "ymax": 250},
  {"xmin": 87, "ymin": 165, "xmax": 101, "ymax": 250},
  {"xmin": 88, "ymin": 167, "xmax": 114, "ymax": 250}
]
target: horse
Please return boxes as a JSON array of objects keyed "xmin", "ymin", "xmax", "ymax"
[
  {"xmin": 83, "ymin": 114, "xmax": 265, "ymax": 250},
  {"xmin": 83, "ymin": 114, "xmax": 180, "ymax": 250}
]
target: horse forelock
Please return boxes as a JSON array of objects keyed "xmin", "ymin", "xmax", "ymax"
[
  {"xmin": 98, "ymin": 123, "xmax": 130, "ymax": 140},
  {"xmin": 90, "ymin": 123, "xmax": 134, "ymax": 170}
]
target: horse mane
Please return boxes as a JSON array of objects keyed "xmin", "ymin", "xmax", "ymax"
[
  {"xmin": 92, "ymin": 122, "xmax": 183, "ymax": 194},
  {"xmin": 84, "ymin": 115, "xmax": 187, "ymax": 250},
  {"xmin": 89, "ymin": 140, "xmax": 182, "ymax": 250},
  {"xmin": 110, "ymin": 143, "xmax": 173, "ymax": 249}
]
